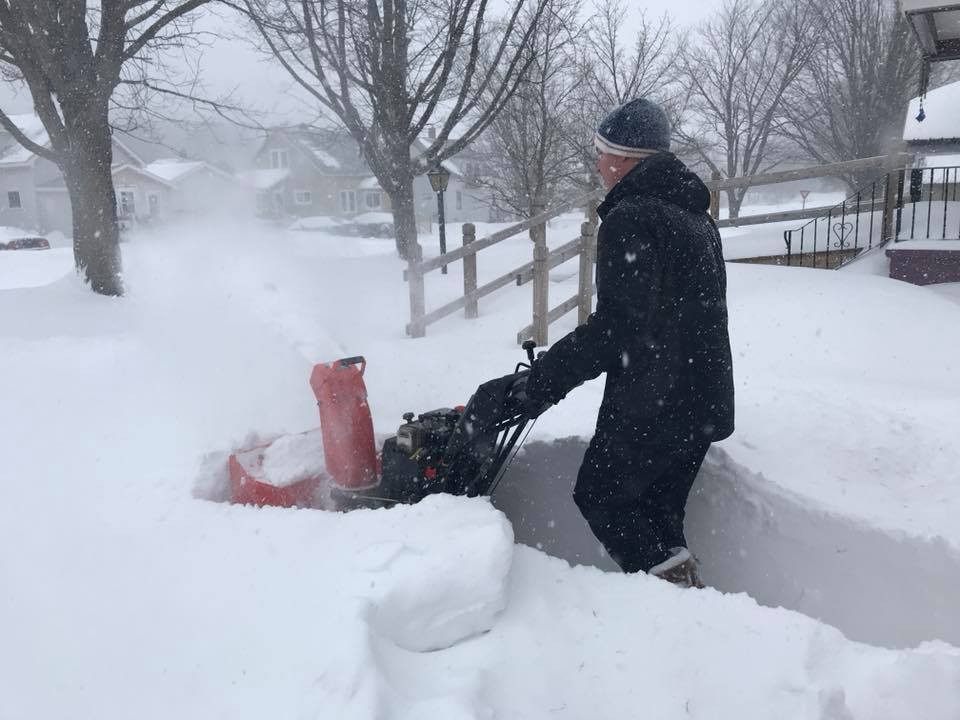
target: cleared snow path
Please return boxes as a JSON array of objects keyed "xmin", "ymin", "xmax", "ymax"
[{"xmin": 498, "ymin": 440, "xmax": 960, "ymax": 649}]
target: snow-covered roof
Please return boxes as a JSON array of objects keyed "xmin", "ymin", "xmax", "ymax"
[
  {"xmin": 111, "ymin": 163, "xmax": 174, "ymax": 187},
  {"xmin": 411, "ymin": 135, "xmax": 463, "ymax": 177},
  {"xmin": 0, "ymin": 114, "xmax": 49, "ymax": 166},
  {"xmin": 34, "ymin": 163, "xmax": 174, "ymax": 191},
  {"xmin": 905, "ymin": 80, "xmax": 960, "ymax": 142},
  {"xmin": 145, "ymin": 158, "xmax": 206, "ymax": 182},
  {"xmin": 358, "ymin": 176, "xmax": 381, "ymax": 190},
  {"xmin": 302, "ymin": 141, "xmax": 342, "ymax": 170},
  {"xmin": 0, "ymin": 113, "xmax": 147, "ymax": 168},
  {"xmin": 288, "ymin": 129, "xmax": 367, "ymax": 175},
  {"xmin": 238, "ymin": 168, "xmax": 289, "ymax": 190},
  {"xmin": 918, "ymin": 152, "xmax": 960, "ymax": 168}
]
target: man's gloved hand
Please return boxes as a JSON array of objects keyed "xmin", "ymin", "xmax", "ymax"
[{"xmin": 510, "ymin": 371, "xmax": 552, "ymax": 419}]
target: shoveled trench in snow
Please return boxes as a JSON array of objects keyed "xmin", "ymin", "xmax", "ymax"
[{"xmin": 495, "ymin": 440, "xmax": 960, "ymax": 650}]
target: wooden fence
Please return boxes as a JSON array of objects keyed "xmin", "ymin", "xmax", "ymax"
[
  {"xmin": 405, "ymin": 188, "xmax": 604, "ymax": 345},
  {"xmin": 403, "ymin": 151, "xmax": 913, "ymax": 344},
  {"xmin": 709, "ymin": 152, "xmax": 913, "ymax": 229}
]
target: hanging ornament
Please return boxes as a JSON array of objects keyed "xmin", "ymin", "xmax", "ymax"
[{"xmin": 916, "ymin": 59, "xmax": 931, "ymax": 123}]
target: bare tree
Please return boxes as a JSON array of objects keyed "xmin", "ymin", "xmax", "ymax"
[
  {"xmin": 242, "ymin": 0, "xmax": 547, "ymax": 259},
  {"xmin": 0, "ymin": 1, "xmax": 218, "ymax": 296},
  {"xmin": 782, "ymin": 0, "xmax": 921, "ymax": 188},
  {"xmin": 474, "ymin": 0, "xmax": 584, "ymax": 218},
  {"xmin": 676, "ymin": 0, "xmax": 818, "ymax": 218},
  {"xmin": 569, "ymin": 0, "xmax": 678, "ymax": 187}
]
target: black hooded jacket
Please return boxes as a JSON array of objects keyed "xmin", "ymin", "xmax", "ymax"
[{"xmin": 526, "ymin": 152, "xmax": 734, "ymax": 444}]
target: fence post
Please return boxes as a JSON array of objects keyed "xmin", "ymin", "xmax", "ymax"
[
  {"xmin": 709, "ymin": 170, "xmax": 721, "ymax": 221},
  {"xmin": 881, "ymin": 149, "xmax": 905, "ymax": 244},
  {"xmin": 462, "ymin": 223, "xmax": 478, "ymax": 319},
  {"xmin": 530, "ymin": 193, "xmax": 549, "ymax": 346},
  {"xmin": 577, "ymin": 216, "xmax": 597, "ymax": 325},
  {"xmin": 406, "ymin": 243, "xmax": 426, "ymax": 337}
]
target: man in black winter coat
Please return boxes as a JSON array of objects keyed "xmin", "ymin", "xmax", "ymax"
[{"xmin": 522, "ymin": 98, "xmax": 734, "ymax": 588}]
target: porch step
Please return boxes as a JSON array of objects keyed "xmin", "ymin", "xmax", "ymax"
[{"xmin": 886, "ymin": 244, "xmax": 960, "ymax": 285}]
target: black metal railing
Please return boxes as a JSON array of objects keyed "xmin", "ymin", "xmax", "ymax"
[
  {"xmin": 899, "ymin": 166, "xmax": 960, "ymax": 243},
  {"xmin": 783, "ymin": 165, "xmax": 960, "ymax": 270}
]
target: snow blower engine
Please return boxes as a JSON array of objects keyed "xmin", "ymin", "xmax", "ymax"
[{"xmin": 227, "ymin": 341, "xmax": 547, "ymax": 511}]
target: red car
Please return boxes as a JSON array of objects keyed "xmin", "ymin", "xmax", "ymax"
[{"xmin": 0, "ymin": 237, "xmax": 50, "ymax": 251}]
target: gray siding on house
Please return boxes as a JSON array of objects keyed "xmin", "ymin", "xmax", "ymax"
[
  {"xmin": 251, "ymin": 129, "xmax": 496, "ymax": 223},
  {"xmin": 36, "ymin": 190, "xmax": 72, "ymax": 235},
  {"xmin": 0, "ymin": 166, "xmax": 38, "ymax": 231},
  {"xmin": 112, "ymin": 167, "xmax": 170, "ymax": 222},
  {"xmin": 0, "ymin": 137, "xmax": 153, "ymax": 235},
  {"xmin": 412, "ymin": 175, "xmax": 493, "ymax": 224},
  {"xmin": 253, "ymin": 135, "xmax": 373, "ymax": 217},
  {"xmin": 32, "ymin": 157, "xmax": 62, "ymax": 186}
]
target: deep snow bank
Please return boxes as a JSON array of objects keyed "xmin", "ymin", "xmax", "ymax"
[
  {"xmin": 499, "ymin": 440, "xmax": 960, "ymax": 649},
  {"xmin": 3, "ymin": 220, "xmax": 960, "ymax": 717}
]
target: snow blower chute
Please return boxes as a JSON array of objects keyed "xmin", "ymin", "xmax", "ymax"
[{"xmin": 227, "ymin": 343, "xmax": 547, "ymax": 511}]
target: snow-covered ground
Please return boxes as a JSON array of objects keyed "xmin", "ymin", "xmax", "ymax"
[{"xmin": 2, "ymin": 217, "xmax": 960, "ymax": 718}]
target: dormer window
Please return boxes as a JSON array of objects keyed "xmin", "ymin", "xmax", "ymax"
[{"xmin": 270, "ymin": 149, "xmax": 289, "ymax": 169}]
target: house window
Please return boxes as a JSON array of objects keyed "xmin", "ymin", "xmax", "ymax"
[
  {"xmin": 339, "ymin": 190, "xmax": 356, "ymax": 213},
  {"xmin": 365, "ymin": 191, "xmax": 381, "ymax": 209},
  {"xmin": 270, "ymin": 149, "xmax": 289, "ymax": 169},
  {"xmin": 456, "ymin": 191, "xmax": 463, "ymax": 210},
  {"xmin": 294, "ymin": 190, "xmax": 312, "ymax": 205},
  {"xmin": 8, "ymin": 190, "xmax": 21, "ymax": 209},
  {"xmin": 118, "ymin": 189, "xmax": 136, "ymax": 217}
]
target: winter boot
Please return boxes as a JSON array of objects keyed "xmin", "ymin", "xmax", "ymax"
[{"xmin": 649, "ymin": 547, "xmax": 704, "ymax": 589}]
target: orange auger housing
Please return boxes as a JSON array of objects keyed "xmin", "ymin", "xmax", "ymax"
[{"xmin": 228, "ymin": 356, "xmax": 378, "ymax": 508}]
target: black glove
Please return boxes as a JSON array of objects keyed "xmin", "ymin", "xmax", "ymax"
[{"xmin": 509, "ymin": 372, "xmax": 552, "ymax": 419}]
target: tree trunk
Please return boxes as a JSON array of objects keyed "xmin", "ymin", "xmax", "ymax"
[
  {"xmin": 390, "ymin": 179, "xmax": 419, "ymax": 261},
  {"xmin": 726, "ymin": 188, "xmax": 745, "ymax": 220},
  {"xmin": 62, "ymin": 116, "xmax": 123, "ymax": 296}
]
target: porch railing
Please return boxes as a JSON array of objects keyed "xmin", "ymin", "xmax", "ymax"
[{"xmin": 783, "ymin": 161, "xmax": 960, "ymax": 269}]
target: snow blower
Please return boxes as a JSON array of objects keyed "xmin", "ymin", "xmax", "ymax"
[{"xmin": 227, "ymin": 341, "xmax": 547, "ymax": 511}]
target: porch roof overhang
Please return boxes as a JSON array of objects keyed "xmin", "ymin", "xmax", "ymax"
[{"xmin": 904, "ymin": 1, "xmax": 960, "ymax": 61}]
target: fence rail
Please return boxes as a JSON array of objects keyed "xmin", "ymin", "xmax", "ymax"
[
  {"xmin": 710, "ymin": 153, "xmax": 913, "ymax": 195},
  {"xmin": 404, "ymin": 151, "xmax": 932, "ymax": 343},
  {"xmin": 405, "ymin": 188, "xmax": 603, "ymax": 344}
]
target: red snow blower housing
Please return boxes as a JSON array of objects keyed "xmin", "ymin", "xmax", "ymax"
[{"xmin": 227, "ymin": 343, "xmax": 547, "ymax": 511}]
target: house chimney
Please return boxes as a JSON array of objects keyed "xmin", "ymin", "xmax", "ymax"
[{"xmin": 427, "ymin": 125, "xmax": 436, "ymax": 140}]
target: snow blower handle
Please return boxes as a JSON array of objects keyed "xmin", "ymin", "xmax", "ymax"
[{"xmin": 523, "ymin": 339, "xmax": 536, "ymax": 365}]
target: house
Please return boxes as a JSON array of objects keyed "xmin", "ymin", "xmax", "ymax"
[
  {"xmin": 143, "ymin": 158, "xmax": 248, "ymax": 218},
  {"xmin": 242, "ymin": 126, "xmax": 495, "ymax": 225},
  {"xmin": 0, "ymin": 114, "xmax": 149, "ymax": 234},
  {"xmin": 894, "ymin": 78, "xmax": 960, "ymax": 284},
  {"xmin": 0, "ymin": 114, "xmax": 249, "ymax": 234}
]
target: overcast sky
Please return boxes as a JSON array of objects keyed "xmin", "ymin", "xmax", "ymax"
[{"xmin": 1, "ymin": 1, "xmax": 725, "ymax": 123}]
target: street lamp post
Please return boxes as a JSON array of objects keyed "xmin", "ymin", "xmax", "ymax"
[{"xmin": 427, "ymin": 164, "xmax": 452, "ymax": 274}]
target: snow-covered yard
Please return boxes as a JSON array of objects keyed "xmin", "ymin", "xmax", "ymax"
[{"xmin": 2, "ymin": 218, "xmax": 960, "ymax": 718}]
